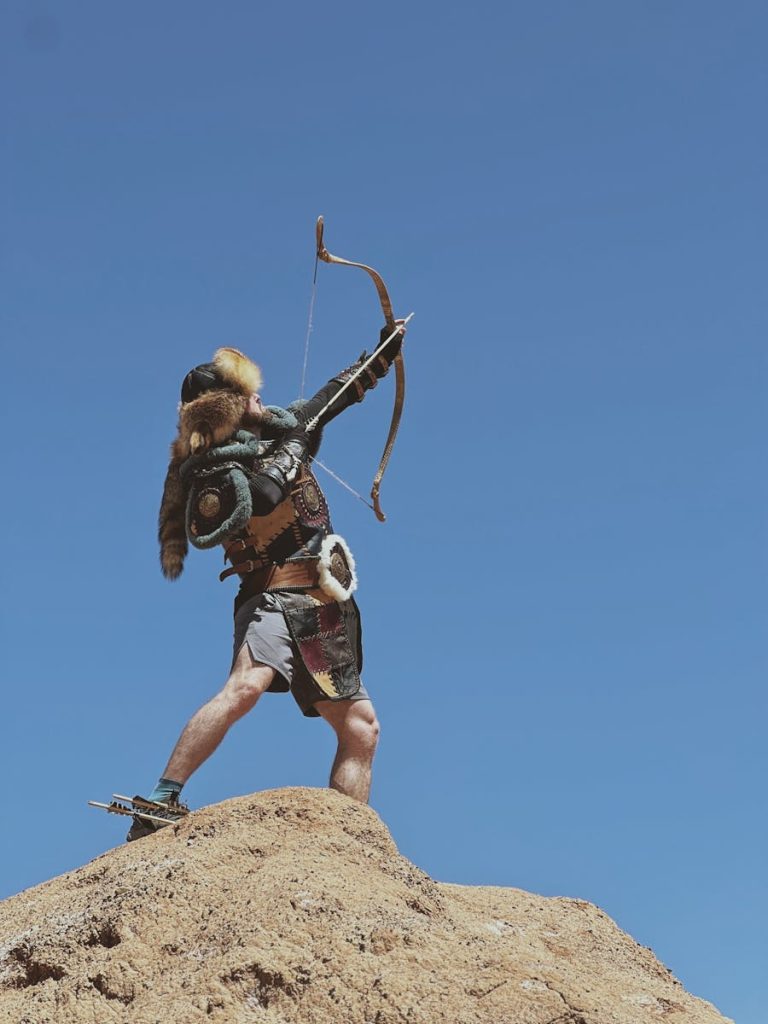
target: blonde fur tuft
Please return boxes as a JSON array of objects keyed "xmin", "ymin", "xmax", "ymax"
[{"xmin": 213, "ymin": 347, "xmax": 263, "ymax": 396}]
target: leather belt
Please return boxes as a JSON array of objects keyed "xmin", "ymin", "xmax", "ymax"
[{"xmin": 219, "ymin": 559, "xmax": 319, "ymax": 589}]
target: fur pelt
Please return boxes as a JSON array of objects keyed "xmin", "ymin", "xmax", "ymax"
[
  {"xmin": 159, "ymin": 388, "xmax": 249, "ymax": 579},
  {"xmin": 178, "ymin": 389, "xmax": 248, "ymax": 459}
]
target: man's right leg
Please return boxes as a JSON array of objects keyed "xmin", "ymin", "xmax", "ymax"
[{"xmin": 160, "ymin": 643, "xmax": 276, "ymax": 784}]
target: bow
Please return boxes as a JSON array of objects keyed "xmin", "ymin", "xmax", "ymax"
[{"xmin": 309, "ymin": 215, "xmax": 408, "ymax": 523}]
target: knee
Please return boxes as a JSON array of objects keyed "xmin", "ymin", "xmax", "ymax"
[
  {"xmin": 341, "ymin": 705, "xmax": 381, "ymax": 754},
  {"xmin": 220, "ymin": 680, "xmax": 261, "ymax": 720},
  {"xmin": 220, "ymin": 661, "xmax": 273, "ymax": 720}
]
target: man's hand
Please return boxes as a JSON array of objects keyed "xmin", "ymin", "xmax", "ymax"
[{"xmin": 374, "ymin": 319, "xmax": 407, "ymax": 376}]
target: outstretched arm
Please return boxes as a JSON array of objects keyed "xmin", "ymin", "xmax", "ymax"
[
  {"xmin": 247, "ymin": 324, "xmax": 404, "ymax": 517},
  {"xmin": 296, "ymin": 323, "xmax": 405, "ymax": 430}
]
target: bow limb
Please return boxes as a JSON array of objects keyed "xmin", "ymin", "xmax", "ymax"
[
  {"xmin": 316, "ymin": 216, "xmax": 396, "ymax": 327},
  {"xmin": 371, "ymin": 348, "xmax": 405, "ymax": 521},
  {"xmin": 315, "ymin": 215, "xmax": 406, "ymax": 522}
]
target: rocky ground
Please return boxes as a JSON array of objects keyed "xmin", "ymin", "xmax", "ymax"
[{"xmin": 0, "ymin": 787, "xmax": 731, "ymax": 1024}]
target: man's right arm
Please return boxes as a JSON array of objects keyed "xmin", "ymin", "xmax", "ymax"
[{"xmin": 248, "ymin": 429, "xmax": 310, "ymax": 516}]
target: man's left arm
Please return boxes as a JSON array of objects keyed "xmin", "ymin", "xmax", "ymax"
[{"xmin": 296, "ymin": 323, "xmax": 404, "ymax": 431}]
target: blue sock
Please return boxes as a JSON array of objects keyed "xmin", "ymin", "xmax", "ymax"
[{"xmin": 148, "ymin": 777, "xmax": 184, "ymax": 805}]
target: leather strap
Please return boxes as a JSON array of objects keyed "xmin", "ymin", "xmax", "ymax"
[
  {"xmin": 224, "ymin": 536, "xmax": 269, "ymax": 561},
  {"xmin": 219, "ymin": 559, "xmax": 319, "ymax": 588}
]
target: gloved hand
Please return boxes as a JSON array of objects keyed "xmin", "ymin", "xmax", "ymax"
[
  {"xmin": 315, "ymin": 322, "xmax": 408, "ymax": 428},
  {"xmin": 375, "ymin": 320, "xmax": 406, "ymax": 374}
]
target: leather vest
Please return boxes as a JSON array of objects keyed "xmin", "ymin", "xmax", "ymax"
[{"xmin": 226, "ymin": 463, "xmax": 332, "ymax": 577}]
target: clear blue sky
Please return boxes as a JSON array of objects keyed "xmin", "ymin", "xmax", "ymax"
[{"xmin": 1, "ymin": 3, "xmax": 765, "ymax": 1020}]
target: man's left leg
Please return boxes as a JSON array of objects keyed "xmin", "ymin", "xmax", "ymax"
[{"xmin": 314, "ymin": 698, "xmax": 380, "ymax": 803}]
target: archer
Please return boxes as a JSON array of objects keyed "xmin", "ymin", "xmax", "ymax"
[{"xmin": 114, "ymin": 227, "xmax": 407, "ymax": 841}]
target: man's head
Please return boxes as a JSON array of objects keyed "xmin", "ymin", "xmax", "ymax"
[{"xmin": 177, "ymin": 347, "xmax": 265, "ymax": 451}]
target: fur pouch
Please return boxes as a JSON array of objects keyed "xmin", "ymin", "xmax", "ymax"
[
  {"xmin": 179, "ymin": 436, "xmax": 265, "ymax": 549},
  {"xmin": 184, "ymin": 465, "xmax": 253, "ymax": 548},
  {"xmin": 317, "ymin": 534, "xmax": 358, "ymax": 601}
]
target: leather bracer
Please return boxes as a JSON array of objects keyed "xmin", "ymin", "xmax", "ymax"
[
  {"xmin": 332, "ymin": 351, "xmax": 387, "ymax": 403},
  {"xmin": 249, "ymin": 433, "xmax": 310, "ymax": 515}
]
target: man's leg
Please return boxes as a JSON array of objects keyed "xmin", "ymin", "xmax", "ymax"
[
  {"xmin": 161, "ymin": 644, "xmax": 276, "ymax": 784},
  {"xmin": 314, "ymin": 698, "xmax": 380, "ymax": 803}
]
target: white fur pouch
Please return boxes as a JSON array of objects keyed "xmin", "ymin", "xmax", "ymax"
[{"xmin": 317, "ymin": 534, "xmax": 358, "ymax": 601}]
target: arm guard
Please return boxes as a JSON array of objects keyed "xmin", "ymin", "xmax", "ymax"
[{"xmin": 298, "ymin": 325, "xmax": 402, "ymax": 430}]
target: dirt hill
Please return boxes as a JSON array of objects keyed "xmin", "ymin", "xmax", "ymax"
[{"xmin": 0, "ymin": 787, "xmax": 731, "ymax": 1024}]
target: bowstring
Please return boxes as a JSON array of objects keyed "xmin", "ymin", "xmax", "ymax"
[
  {"xmin": 310, "ymin": 457, "xmax": 376, "ymax": 512},
  {"xmin": 301, "ymin": 237, "xmax": 387, "ymax": 512},
  {"xmin": 299, "ymin": 249, "xmax": 320, "ymax": 400},
  {"xmin": 298, "ymin": 243, "xmax": 365, "ymax": 505},
  {"xmin": 304, "ymin": 314, "xmax": 413, "ymax": 432}
]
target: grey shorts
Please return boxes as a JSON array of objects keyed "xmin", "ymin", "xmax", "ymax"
[{"xmin": 232, "ymin": 592, "xmax": 369, "ymax": 718}]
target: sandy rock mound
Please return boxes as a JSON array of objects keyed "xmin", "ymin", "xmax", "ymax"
[{"xmin": 0, "ymin": 787, "xmax": 730, "ymax": 1024}]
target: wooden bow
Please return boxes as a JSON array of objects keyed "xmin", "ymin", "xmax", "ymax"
[{"xmin": 314, "ymin": 215, "xmax": 406, "ymax": 523}]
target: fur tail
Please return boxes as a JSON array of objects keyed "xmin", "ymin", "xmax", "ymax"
[{"xmin": 158, "ymin": 453, "xmax": 188, "ymax": 579}]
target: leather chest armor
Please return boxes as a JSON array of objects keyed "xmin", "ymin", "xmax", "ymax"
[{"xmin": 224, "ymin": 463, "xmax": 332, "ymax": 580}]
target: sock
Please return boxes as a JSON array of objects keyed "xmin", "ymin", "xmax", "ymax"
[{"xmin": 148, "ymin": 777, "xmax": 184, "ymax": 805}]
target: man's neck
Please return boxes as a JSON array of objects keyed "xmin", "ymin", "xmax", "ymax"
[{"xmin": 240, "ymin": 416, "xmax": 262, "ymax": 438}]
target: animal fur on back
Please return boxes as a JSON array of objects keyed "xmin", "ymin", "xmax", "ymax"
[{"xmin": 158, "ymin": 347, "xmax": 261, "ymax": 580}]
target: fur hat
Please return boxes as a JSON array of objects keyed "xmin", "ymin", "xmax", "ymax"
[
  {"xmin": 180, "ymin": 347, "xmax": 263, "ymax": 404},
  {"xmin": 158, "ymin": 347, "xmax": 262, "ymax": 579}
]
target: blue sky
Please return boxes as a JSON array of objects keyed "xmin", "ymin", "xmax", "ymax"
[{"xmin": 1, "ymin": 3, "xmax": 765, "ymax": 1020}]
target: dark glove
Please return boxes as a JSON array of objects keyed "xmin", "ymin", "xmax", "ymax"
[{"xmin": 374, "ymin": 322, "xmax": 404, "ymax": 377}]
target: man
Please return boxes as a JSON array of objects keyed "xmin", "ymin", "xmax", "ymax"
[{"xmin": 126, "ymin": 323, "xmax": 405, "ymax": 841}]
